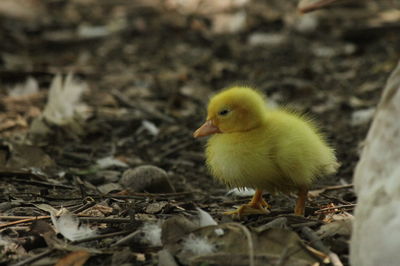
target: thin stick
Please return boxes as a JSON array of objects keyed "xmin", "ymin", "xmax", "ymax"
[
  {"xmin": 301, "ymin": 227, "xmax": 343, "ymax": 266},
  {"xmin": 111, "ymin": 230, "xmax": 141, "ymax": 247},
  {"xmin": 71, "ymin": 201, "xmax": 97, "ymax": 214},
  {"xmin": 0, "ymin": 216, "xmax": 50, "ymax": 229},
  {"xmin": 321, "ymin": 184, "xmax": 353, "ymax": 191},
  {"xmin": 71, "ymin": 230, "xmax": 132, "ymax": 244},
  {"xmin": 105, "ymin": 191, "xmax": 192, "ymax": 198},
  {"xmin": 298, "ymin": 0, "xmax": 343, "ymax": 14},
  {"xmin": 44, "ymin": 190, "xmax": 193, "ymax": 201},
  {"xmin": 10, "ymin": 178, "xmax": 74, "ymax": 189},
  {"xmin": 314, "ymin": 204, "xmax": 356, "ymax": 214},
  {"xmin": 0, "ymin": 216, "xmax": 132, "ymax": 228},
  {"xmin": 226, "ymin": 223, "xmax": 255, "ymax": 266},
  {"xmin": 310, "ymin": 184, "xmax": 353, "ymax": 195}
]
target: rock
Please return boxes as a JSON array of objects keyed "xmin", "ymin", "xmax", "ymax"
[
  {"xmin": 120, "ymin": 165, "xmax": 175, "ymax": 193},
  {"xmin": 351, "ymin": 60, "xmax": 400, "ymax": 266}
]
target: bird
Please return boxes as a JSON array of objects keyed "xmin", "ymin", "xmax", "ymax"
[{"xmin": 193, "ymin": 86, "xmax": 339, "ymax": 216}]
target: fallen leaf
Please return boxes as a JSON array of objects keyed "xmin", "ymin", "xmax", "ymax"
[
  {"xmin": 318, "ymin": 212, "xmax": 353, "ymax": 238},
  {"xmin": 55, "ymin": 250, "xmax": 91, "ymax": 266},
  {"xmin": 145, "ymin": 201, "xmax": 169, "ymax": 214},
  {"xmin": 79, "ymin": 204, "xmax": 114, "ymax": 216}
]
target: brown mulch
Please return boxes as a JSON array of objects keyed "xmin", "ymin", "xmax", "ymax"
[{"xmin": 0, "ymin": 0, "xmax": 399, "ymax": 265}]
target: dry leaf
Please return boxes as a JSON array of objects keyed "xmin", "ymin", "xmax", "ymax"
[
  {"xmin": 55, "ymin": 250, "xmax": 91, "ymax": 266},
  {"xmin": 318, "ymin": 212, "xmax": 353, "ymax": 238}
]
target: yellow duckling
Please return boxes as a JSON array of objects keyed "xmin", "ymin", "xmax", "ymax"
[{"xmin": 193, "ymin": 86, "xmax": 339, "ymax": 216}]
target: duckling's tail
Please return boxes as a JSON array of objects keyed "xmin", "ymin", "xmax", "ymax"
[{"xmin": 324, "ymin": 161, "xmax": 341, "ymax": 175}]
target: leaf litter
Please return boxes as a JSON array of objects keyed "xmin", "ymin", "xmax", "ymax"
[{"xmin": 0, "ymin": 0, "xmax": 399, "ymax": 265}]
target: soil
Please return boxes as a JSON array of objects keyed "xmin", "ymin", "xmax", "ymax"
[{"xmin": 0, "ymin": 0, "xmax": 399, "ymax": 265}]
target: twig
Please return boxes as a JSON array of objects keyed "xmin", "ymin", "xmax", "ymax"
[
  {"xmin": 102, "ymin": 191, "xmax": 193, "ymax": 200},
  {"xmin": 321, "ymin": 184, "xmax": 353, "ymax": 191},
  {"xmin": 309, "ymin": 184, "xmax": 353, "ymax": 196},
  {"xmin": 314, "ymin": 204, "xmax": 356, "ymax": 214},
  {"xmin": 226, "ymin": 223, "xmax": 255, "ymax": 266},
  {"xmin": 71, "ymin": 230, "xmax": 132, "ymax": 244},
  {"xmin": 111, "ymin": 230, "xmax": 141, "ymax": 247},
  {"xmin": 254, "ymin": 217, "xmax": 288, "ymax": 233},
  {"xmin": 320, "ymin": 193, "xmax": 351, "ymax": 205},
  {"xmin": 10, "ymin": 178, "xmax": 74, "ymax": 189},
  {"xmin": 77, "ymin": 217, "xmax": 132, "ymax": 223},
  {"xmin": 290, "ymin": 221, "xmax": 321, "ymax": 228},
  {"xmin": 301, "ymin": 226, "xmax": 343, "ymax": 266},
  {"xmin": 298, "ymin": 0, "xmax": 344, "ymax": 14},
  {"xmin": 70, "ymin": 201, "xmax": 97, "ymax": 214},
  {"xmin": 0, "ymin": 215, "xmax": 132, "ymax": 228},
  {"xmin": 42, "ymin": 191, "xmax": 193, "ymax": 201},
  {"xmin": 11, "ymin": 248, "xmax": 55, "ymax": 266},
  {"xmin": 0, "ymin": 216, "xmax": 50, "ymax": 229}
]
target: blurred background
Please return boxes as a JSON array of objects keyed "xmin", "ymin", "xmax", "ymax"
[
  {"xmin": 1, "ymin": 0, "xmax": 399, "ymax": 185},
  {"xmin": 0, "ymin": 0, "xmax": 399, "ymax": 264}
]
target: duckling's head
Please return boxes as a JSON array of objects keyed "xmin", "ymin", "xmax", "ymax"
[{"xmin": 193, "ymin": 86, "xmax": 267, "ymax": 137}]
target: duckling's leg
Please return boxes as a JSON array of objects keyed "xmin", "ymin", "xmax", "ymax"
[
  {"xmin": 224, "ymin": 189, "xmax": 270, "ymax": 217},
  {"xmin": 294, "ymin": 187, "xmax": 308, "ymax": 216}
]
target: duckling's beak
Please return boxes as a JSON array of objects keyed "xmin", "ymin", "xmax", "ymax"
[{"xmin": 193, "ymin": 120, "xmax": 221, "ymax": 138}]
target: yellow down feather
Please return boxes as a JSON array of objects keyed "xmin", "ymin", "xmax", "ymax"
[{"xmin": 204, "ymin": 86, "xmax": 338, "ymax": 194}]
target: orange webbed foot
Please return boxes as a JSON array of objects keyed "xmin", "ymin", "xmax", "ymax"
[
  {"xmin": 224, "ymin": 203, "xmax": 270, "ymax": 218},
  {"xmin": 224, "ymin": 189, "xmax": 270, "ymax": 218}
]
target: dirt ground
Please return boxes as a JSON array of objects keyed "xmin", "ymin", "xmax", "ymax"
[{"xmin": 1, "ymin": 0, "xmax": 400, "ymax": 265}]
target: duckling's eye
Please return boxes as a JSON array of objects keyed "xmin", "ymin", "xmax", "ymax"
[{"xmin": 218, "ymin": 109, "xmax": 229, "ymax": 116}]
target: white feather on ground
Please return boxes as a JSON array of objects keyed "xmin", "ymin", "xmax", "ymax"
[
  {"xmin": 42, "ymin": 73, "xmax": 87, "ymax": 125},
  {"xmin": 142, "ymin": 120, "xmax": 159, "ymax": 136},
  {"xmin": 182, "ymin": 234, "xmax": 216, "ymax": 256},
  {"xmin": 142, "ymin": 222, "xmax": 162, "ymax": 246},
  {"xmin": 8, "ymin": 76, "xmax": 38, "ymax": 96},
  {"xmin": 50, "ymin": 210, "xmax": 97, "ymax": 241},
  {"xmin": 350, "ymin": 60, "xmax": 400, "ymax": 266},
  {"xmin": 226, "ymin": 188, "xmax": 256, "ymax": 197},
  {"xmin": 96, "ymin": 156, "xmax": 128, "ymax": 169}
]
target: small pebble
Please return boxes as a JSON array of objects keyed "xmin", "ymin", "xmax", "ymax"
[{"xmin": 120, "ymin": 165, "xmax": 175, "ymax": 193}]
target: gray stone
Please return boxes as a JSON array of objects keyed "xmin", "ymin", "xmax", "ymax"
[{"xmin": 120, "ymin": 165, "xmax": 175, "ymax": 193}]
